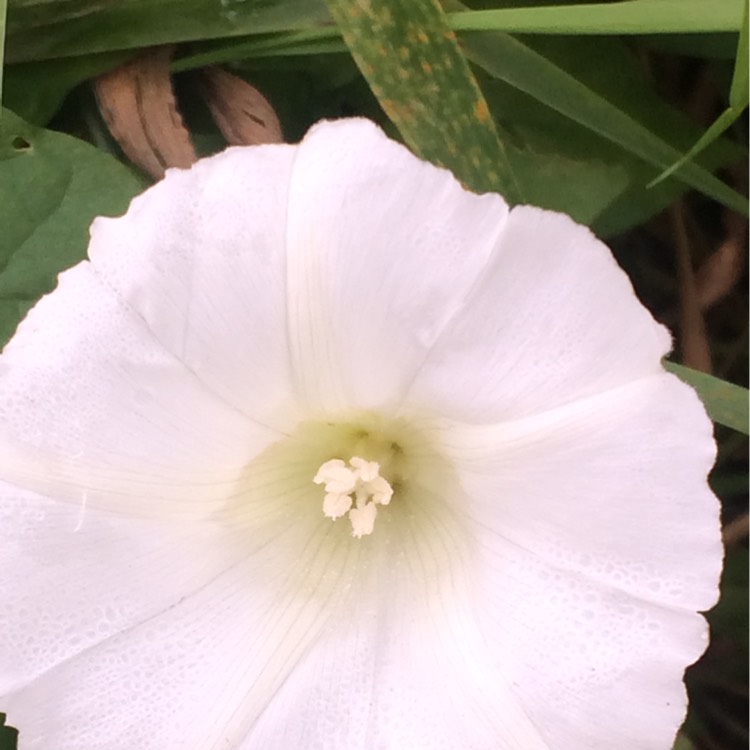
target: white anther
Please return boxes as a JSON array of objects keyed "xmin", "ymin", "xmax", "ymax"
[
  {"xmin": 314, "ymin": 455, "xmax": 394, "ymax": 537},
  {"xmin": 322, "ymin": 491, "xmax": 354, "ymax": 521},
  {"xmin": 313, "ymin": 459, "xmax": 358, "ymax": 494}
]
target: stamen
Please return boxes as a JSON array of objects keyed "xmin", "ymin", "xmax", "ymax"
[{"xmin": 314, "ymin": 456, "xmax": 394, "ymax": 537}]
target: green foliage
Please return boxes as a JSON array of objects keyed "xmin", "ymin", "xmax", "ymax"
[
  {"xmin": 3, "ymin": 51, "xmax": 132, "ymax": 124},
  {"xmin": 450, "ymin": 0, "xmax": 746, "ymax": 34},
  {"xmin": 651, "ymin": 0, "xmax": 749, "ymax": 185},
  {"xmin": 462, "ymin": 30, "xmax": 746, "ymax": 217},
  {"xmin": 4, "ymin": 0, "xmax": 332, "ymax": 62},
  {"xmin": 0, "ymin": 109, "xmax": 143, "ymax": 347},
  {"xmin": 0, "ymin": 714, "xmax": 17, "ymax": 750},
  {"xmin": 0, "ymin": 2, "xmax": 747, "ymax": 748},
  {"xmin": 325, "ymin": 0, "xmax": 521, "ymax": 201},
  {"xmin": 666, "ymin": 363, "xmax": 749, "ymax": 435}
]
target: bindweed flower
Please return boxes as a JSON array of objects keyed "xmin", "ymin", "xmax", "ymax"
[{"xmin": 0, "ymin": 119, "xmax": 721, "ymax": 749}]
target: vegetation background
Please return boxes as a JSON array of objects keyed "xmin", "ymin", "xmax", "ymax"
[{"xmin": 0, "ymin": 0, "xmax": 747, "ymax": 748}]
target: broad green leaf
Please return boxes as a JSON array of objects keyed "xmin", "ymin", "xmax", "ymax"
[
  {"xmin": 505, "ymin": 145, "xmax": 630, "ymax": 226},
  {"xmin": 665, "ymin": 362, "xmax": 749, "ymax": 435},
  {"xmin": 650, "ymin": 0, "xmax": 748, "ymax": 185},
  {"xmin": 450, "ymin": 0, "xmax": 745, "ymax": 34},
  {"xmin": 461, "ymin": 30, "xmax": 748, "ymax": 216},
  {"xmin": 5, "ymin": 0, "xmax": 331, "ymax": 63},
  {"xmin": 325, "ymin": 0, "xmax": 521, "ymax": 200},
  {"xmin": 4, "ymin": 51, "xmax": 131, "ymax": 124},
  {"xmin": 0, "ymin": 109, "xmax": 143, "ymax": 347}
]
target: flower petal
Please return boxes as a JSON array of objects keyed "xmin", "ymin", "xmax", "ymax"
[
  {"xmin": 3, "ymin": 484, "xmax": 550, "ymax": 750},
  {"xmin": 238, "ymin": 577, "xmax": 551, "ymax": 750},
  {"xmin": 410, "ymin": 206, "xmax": 672, "ymax": 422},
  {"xmin": 284, "ymin": 118, "xmax": 509, "ymax": 413},
  {"xmin": 435, "ymin": 373, "xmax": 721, "ymax": 748},
  {"xmin": 1, "ymin": 499, "xmax": 359, "ymax": 749},
  {"xmin": 0, "ymin": 263, "xmax": 274, "ymax": 519},
  {"xmin": 87, "ymin": 142, "xmax": 300, "ymax": 430},
  {"xmin": 0, "ymin": 483, "xmax": 242, "ymax": 698}
]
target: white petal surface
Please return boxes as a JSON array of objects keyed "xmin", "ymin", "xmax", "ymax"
[
  {"xmin": 409, "ymin": 206, "xmax": 672, "ymax": 422},
  {"xmin": 0, "ymin": 483, "xmax": 242, "ymax": 697},
  {"xmin": 0, "ymin": 458, "xmax": 350, "ymax": 750},
  {"xmin": 0, "ymin": 263, "xmax": 274, "ymax": 519},
  {"xmin": 87, "ymin": 143, "xmax": 300, "ymax": 430},
  {"xmin": 0, "ymin": 118, "xmax": 721, "ymax": 750},
  {"xmin": 284, "ymin": 119, "xmax": 509, "ymax": 413},
  {"xmin": 3, "ymin": 483, "xmax": 548, "ymax": 750},
  {"xmin": 436, "ymin": 373, "xmax": 721, "ymax": 748},
  {"xmin": 241, "ymin": 571, "xmax": 549, "ymax": 750}
]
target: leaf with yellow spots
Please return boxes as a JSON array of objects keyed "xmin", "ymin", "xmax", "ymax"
[{"xmin": 324, "ymin": 0, "xmax": 521, "ymax": 202}]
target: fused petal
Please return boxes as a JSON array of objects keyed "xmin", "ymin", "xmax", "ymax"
[
  {"xmin": 284, "ymin": 119, "xmax": 509, "ymax": 413},
  {"xmin": 87, "ymin": 143, "xmax": 301, "ymax": 430},
  {"xmin": 435, "ymin": 373, "xmax": 721, "ymax": 748},
  {"xmin": 0, "ymin": 118, "xmax": 721, "ymax": 750},
  {"xmin": 0, "ymin": 263, "xmax": 274, "ymax": 520},
  {"xmin": 410, "ymin": 206, "xmax": 672, "ymax": 422}
]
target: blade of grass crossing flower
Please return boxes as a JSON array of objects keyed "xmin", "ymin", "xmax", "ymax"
[
  {"xmin": 665, "ymin": 362, "xmax": 749, "ymax": 435},
  {"xmin": 650, "ymin": 0, "xmax": 749, "ymax": 186},
  {"xmin": 324, "ymin": 0, "xmax": 522, "ymax": 202},
  {"xmin": 449, "ymin": 0, "xmax": 745, "ymax": 35},
  {"xmin": 461, "ymin": 30, "xmax": 748, "ymax": 216}
]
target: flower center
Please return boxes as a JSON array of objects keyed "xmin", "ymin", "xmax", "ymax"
[{"xmin": 313, "ymin": 456, "xmax": 394, "ymax": 537}]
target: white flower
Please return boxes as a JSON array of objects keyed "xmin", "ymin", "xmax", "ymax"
[{"xmin": 0, "ymin": 119, "xmax": 721, "ymax": 750}]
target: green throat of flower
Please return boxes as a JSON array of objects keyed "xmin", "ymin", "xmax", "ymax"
[{"xmin": 228, "ymin": 412, "xmax": 467, "ymax": 580}]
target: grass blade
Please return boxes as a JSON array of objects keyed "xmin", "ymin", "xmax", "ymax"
[
  {"xmin": 666, "ymin": 362, "xmax": 749, "ymax": 435},
  {"xmin": 450, "ymin": 0, "xmax": 745, "ymax": 35},
  {"xmin": 650, "ymin": 0, "xmax": 748, "ymax": 185},
  {"xmin": 324, "ymin": 0, "xmax": 521, "ymax": 201},
  {"xmin": 462, "ymin": 30, "xmax": 748, "ymax": 215}
]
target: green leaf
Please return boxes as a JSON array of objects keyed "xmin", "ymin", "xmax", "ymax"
[
  {"xmin": 5, "ymin": 0, "xmax": 332, "ymax": 63},
  {"xmin": 324, "ymin": 0, "xmax": 521, "ymax": 201},
  {"xmin": 0, "ymin": 108, "xmax": 143, "ymax": 347},
  {"xmin": 0, "ymin": 0, "xmax": 7, "ymax": 103},
  {"xmin": 650, "ymin": 0, "xmax": 748, "ymax": 185},
  {"xmin": 0, "ymin": 714, "xmax": 18, "ymax": 750},
  {"xmin": 505, "ymin": 145, "xmax": 631, "ymax": 226},
  {"xmin": 671, "ymin": 733, "xmax": 696, "ymax": 750},
  {"xmin": 3, "ymin": 51, "xmax": 131, "ymax": 124},
  {"xmin": 450, "ymin": 0, "xmax": 746, "ymax": 34},
  {"xmin": 728, "ymin": 0, "xmax": 749, "ymax": 105},
  {"xmin": 461, "ymin": 30, "xmax": 748, "ymax": 216},
  {"xmin": 665, "ymin": 362, "xmax": 749, "ymax": 435}
]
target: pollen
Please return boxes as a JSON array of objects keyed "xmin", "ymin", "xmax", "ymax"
[{"xmin": 313, "ymin": 456, "xmax": 394, "ymax": 537}]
